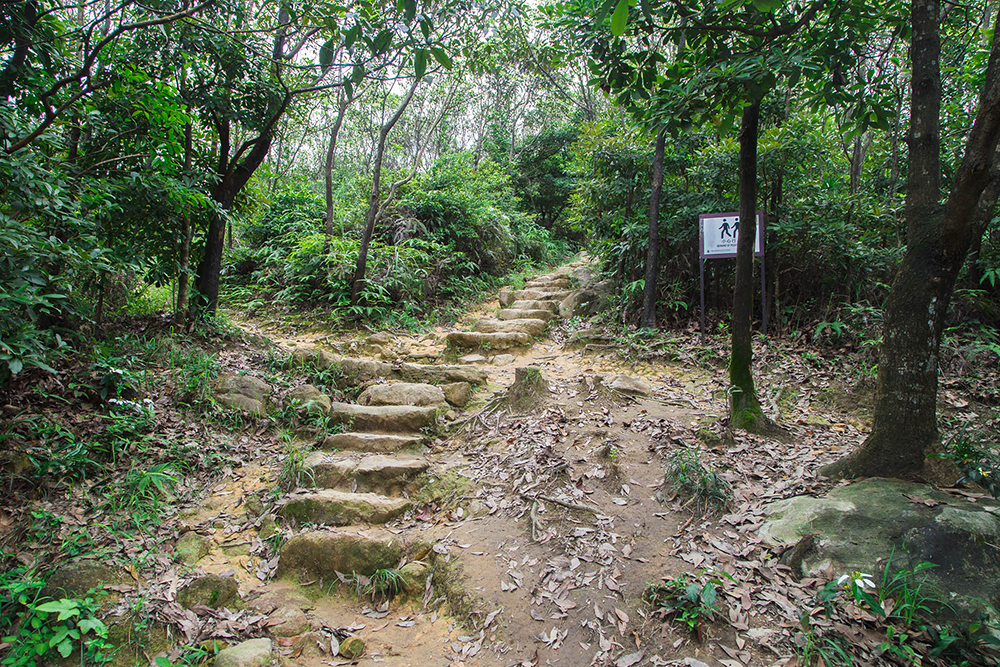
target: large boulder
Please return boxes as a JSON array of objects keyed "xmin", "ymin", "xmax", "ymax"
[
  {"xmin": 276, "ymin": 530, "xmax": 405, "ymax": 581},
  {"xmin": 285, "ymin": 384, "xmax": 332, "ymax": 415},
  {"xmin": 215, "ymin": 374, "xmax": 272, "ymax": 416},
  {"xmin": 760, "ymin": 478, "xmax": 1000, "ymax": 611},
  {"xmin": 357, "ymin": 382, "xmax": 447, "ymax": 408},
  {"xmin": 558, "ymin": 289, "xmax": 600, "ymax": 319}
]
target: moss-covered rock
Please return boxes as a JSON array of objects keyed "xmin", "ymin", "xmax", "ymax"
[
  {"xmin": 280, "ymin": 489, "xmax": 412, "ymax": 526},
  {"xmin": 177, "ymin": 574, "xmax": 239, "ymax": 610},
  {"xmin": 42, "ymin": 561, "xmax": 120, "ymax": 599},
  {"xmin": 276, "ymin": 530, "xmax": 404, "ymax": 582},
  {"xmin": 357, "ymin": 383, "xmax": 447, "ymax": 408},
  {"xmin": 327, "ymin": 403, "xmax": 437, "ymax": 433},
  {"xmin": 175, "ymin": 531, "xmax": 213, "ymax": 564},
  {"xmin": 285, "ymin": 384, "xmax": 332, "ymax": 416},
  {"xmin": 760, "ymin": 477, "xmax": 1000, "ymax": 613},
  {"xmin": 214, "ymin": 638, "xmax": 272, "ymax": 667},
  {"xmin": 440, "ymin": 382, "xmax": 473, "ymax": 408}
]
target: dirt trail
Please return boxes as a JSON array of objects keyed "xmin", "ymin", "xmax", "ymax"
[{"xmin": 177, "ymin": 255, "xmax": 833, "ymax": 667}]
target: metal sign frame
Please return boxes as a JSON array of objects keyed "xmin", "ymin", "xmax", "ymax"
[{"xmin": 698, "ymin": 211, "xmax": 767, "ymax": 343}]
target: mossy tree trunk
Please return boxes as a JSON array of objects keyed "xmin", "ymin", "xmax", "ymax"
[
  {"xmin": 822, "ymin": 0, "xmax": 1000, "ymax": 479},
  {"xmin": 728, "ymin": 99, "xmax": 766, "ymax": 430}
]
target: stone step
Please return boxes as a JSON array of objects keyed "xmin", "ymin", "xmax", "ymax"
[
  {"xmin": 511, "ymin": 288, "xmax": 570, "ymax": 302},
  {"xmin": 320, "ymin": 432, "xmax": 424, "ymax": 453},
  {"xmin": 328, "ymin": 356, "xmax": 488, "ymax": 387},
  {"xmin": 280, "ymin": 489, "xmax": 411, "ymax": 526},
  {"xmin": 525, "ymin": 276, "xmax": 571, "ymax": 289},
  {"xmin": 303, "ymin": 452, "xmax": 428, "ymax": 495},
  {"xmin": 474, "ymin": 317, "xmax": 548, "ymax": 337},
  {"xmin": 445, "ymin": 331, "xmax": 533, "ymax": 350},
  {"xmin": 498, "ymin": 308, "xmax": 556, "ymax": 322},
  {"xmin": 328, "ymin": 403, "xmax": 437, "ymax": 433},
  {"xmin": 357, "ymin": 382, "xmax": 447, "ymax": 408},
  {"xmin": 276, "ymin": 528, "xmax": 405, "ymax": 581},
  {"xmin": 510, "ymin": 299, "xmax": 560, "ymax": 314}
]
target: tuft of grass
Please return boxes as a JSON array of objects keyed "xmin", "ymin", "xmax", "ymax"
[
  {"xmin": 662, "ymin": 446, "xmax": 732, "ymax": 514},
  {"xmin": 344, "ymin": 568, "xmax": 405, "ymax": 602},
  {"xmin": 276, "ymin": 440, "xmax": 314, "ymax": 493}
]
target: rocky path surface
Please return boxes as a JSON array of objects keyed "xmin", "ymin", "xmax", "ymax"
[{"xmin": 161, "ymin": 257, "xmax": 808, "ymax": 667}]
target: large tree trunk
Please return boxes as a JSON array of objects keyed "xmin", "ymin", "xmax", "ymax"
[
  {"xmin": 192, "ymin": 9, "xmax": 291, "ymax": 315},
  {"xmin": 640, "ymin": 129, "xmax": 666, "ymax": 329},
  {"xmin": 729, "ymin": 100, "xmax": 767, "ymax": 430},
  {"xmin": 822, "ymin": 0, "xmax": 1000, "ymax": 480},
  {"xmin": 350, "ymin": 77, "xmax": 421, "ymax": 304}
]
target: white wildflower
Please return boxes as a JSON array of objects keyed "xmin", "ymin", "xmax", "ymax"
[{"xmin": 837, "ymin": 572, "xmax": 876, "ymax": 590}]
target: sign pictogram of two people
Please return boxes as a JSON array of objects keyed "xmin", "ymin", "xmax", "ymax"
[{"xmin": 719, "ymin": 217, "xmax": 740, "ymax": 239}]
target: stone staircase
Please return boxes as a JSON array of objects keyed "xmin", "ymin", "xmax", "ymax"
[
  {"xmin": 273, "ymin": 261, "xmax": 594, "ymax": 586},
  {"xmin": 444, "ymin": 269, "xmax": 579, "ymax": 351}
]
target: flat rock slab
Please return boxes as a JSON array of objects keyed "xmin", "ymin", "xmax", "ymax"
[
  {"xmin": 215, "ymin": 638, "xmax": 272, "ymax": 667},
  {"xmin": 458, "ymin": 354, "xmax": 487, "ymax": 364},
  {"xmin": 606, "ymin": 374, "xmax": 652, "ymax": 396},
  {"xmin": 511, "ymin": 289, "xmax": 570, "ymax": 302},
  {"xmin": 760, "ymin": 477, "xmax": 1000, "ymax": 611},
  {"xmin": 446, "ymin": 331, "xmax": 533, "ymax": 350},
  {"xmin": 357, "ymin": 382, "xmax": 447, "ymax": 408},
  {"xmin": 327, "ymin": 403, "xmax": 437, "ymax": 433},
  {"xmin": 320, "ymin": 432, "xmax": 423, "ymax": 453},
  {"xmin": 303, "ymin": 452, "xmax": 428, "ymax": 495},
  {"xmin": 397, "ymin": 362, "xmax": 487, "ymax": 385},
  {"xmin": 474, "ymin": 317, "xmax": 548, "ymax": 337},
  {"xmin": 510, "ymin": 299, "xmax": 559, "ymax": 314},
  {"xmin": 215, "ymin": 373, "xmax": 272, "ymax": 416},
  {"xmin": 216, "ymin": 374, "xmax": 272, "ymax": 402},
  {"xmin": 498, "ymin": 309, "xmax": 556, "ymax": 322},
  {"xmin": 328, "ymin": 357, "xmax": 487, "ymax": 386},
  {"xmin": 280, "ymin": 489, "xmax": 412, "ymax": 526},
  {"xmin": 525, "ymin": 276, "xmax": 572, "ymax": 289},
  {"xmin": 277, "ymin": 529, "xmax": 404, "ymax": 581}
]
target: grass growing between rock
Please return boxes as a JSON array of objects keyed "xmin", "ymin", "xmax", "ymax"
[{"xmin": 661, "ymin": 446, "xmax": 732, "ymax": 514}]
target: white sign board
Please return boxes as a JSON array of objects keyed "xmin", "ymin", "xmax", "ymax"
[{"xmin": 699, "ymin": 211, "xmax": 764, "ymax": 258}]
